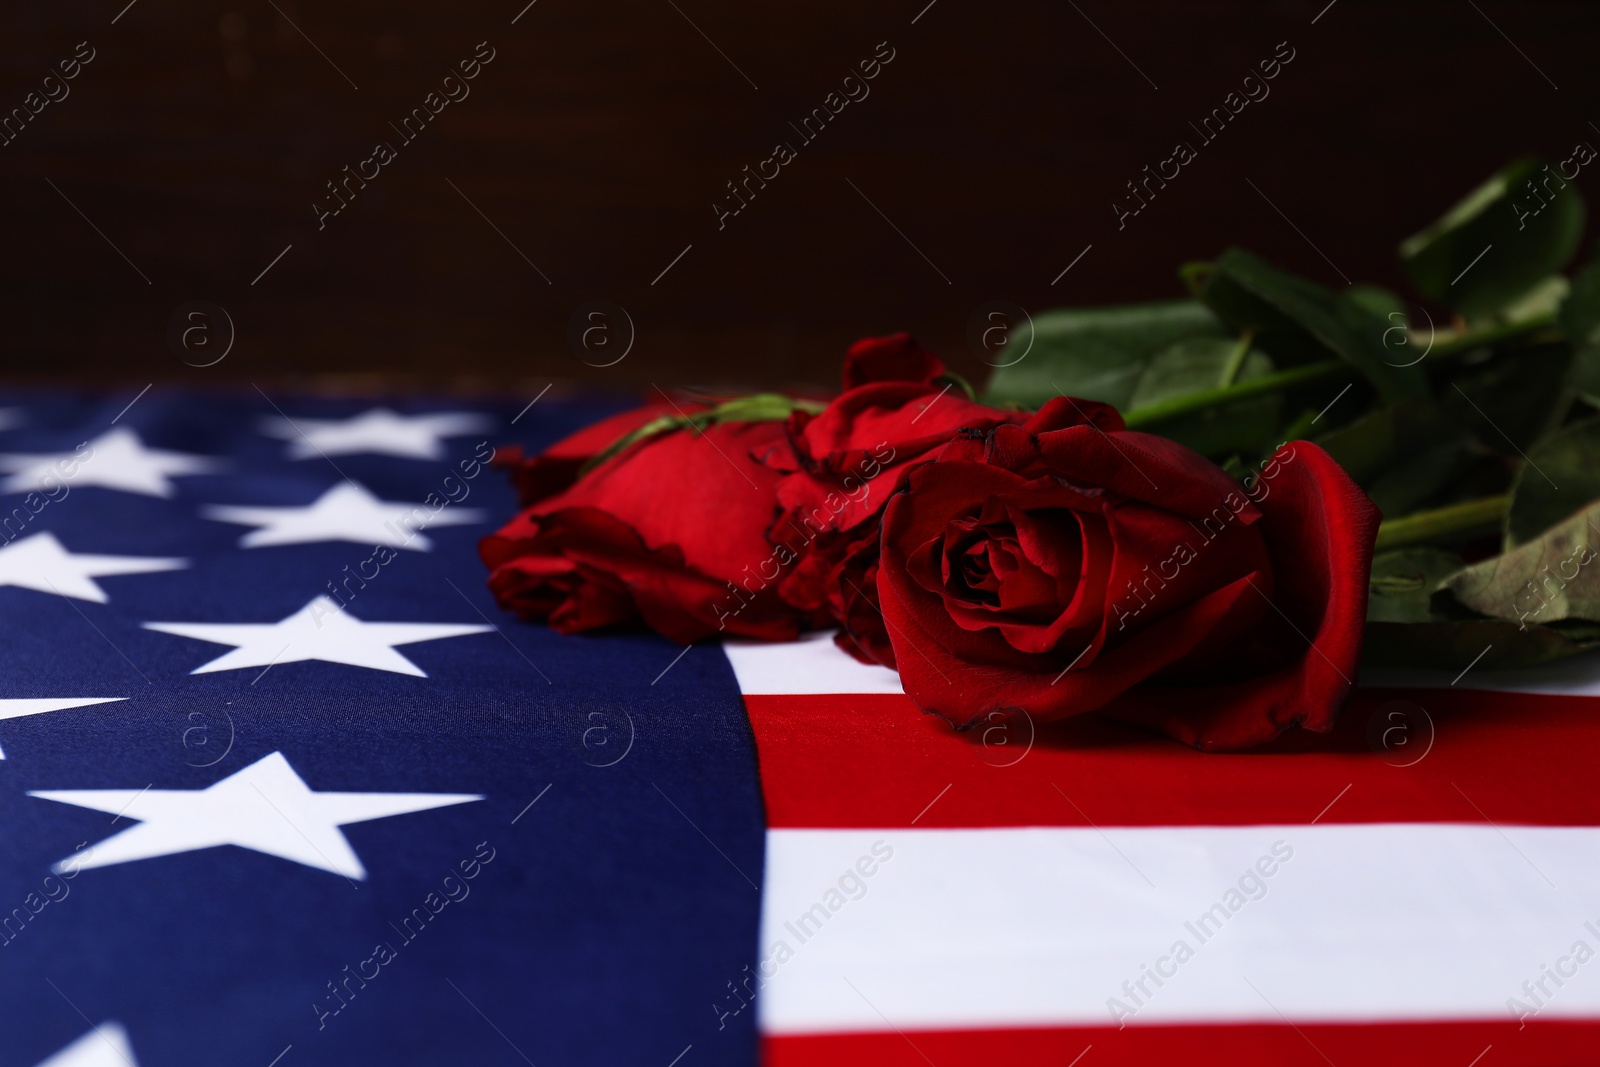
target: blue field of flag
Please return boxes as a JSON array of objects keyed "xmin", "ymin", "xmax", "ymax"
[{"xmin": 0, "ymin": 389, "xmax": 765, "ymax": 1067}]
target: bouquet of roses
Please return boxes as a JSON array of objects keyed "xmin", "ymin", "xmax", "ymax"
[{"xmin": 482, "ymin": 156, "xmax": 1600, "ymax": 751}]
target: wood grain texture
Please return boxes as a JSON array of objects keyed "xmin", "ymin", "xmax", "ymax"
[{"xmin": 0, "ymin": 0, "xmax": 1594, "ymax": 392}]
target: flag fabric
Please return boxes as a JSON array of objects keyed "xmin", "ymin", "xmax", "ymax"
[
  {"xmin": 1, "ymin": 389, "xmax": 1597, "ymax": 1066},
  {"xmin": 731, "ymin": 639, "xmax": 1600, "ymax": 1066},
  {"xmin": 0, "ymin": 390, "xmax": 764, "ymax": 1067}
]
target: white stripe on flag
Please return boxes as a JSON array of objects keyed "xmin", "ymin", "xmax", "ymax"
[
  {"xmin": 757, "ymin": 825, "xmax": 1600, "ymax": 1034},
  {"xmin": 727, "ymin": 629, "xmax": 1600, "ymax": 698},
  {"xmin": 1363, "ymin": 654, "xmax": 1600, "ymax": 697},
  {"xmin": 725, "ymin": 631, "xmax": 903, "ymax": 695}
]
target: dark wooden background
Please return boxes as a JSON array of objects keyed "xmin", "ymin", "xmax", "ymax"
[{"xmin": 0, "ymin": 0, "xmax": 1595, "ymax": 394}]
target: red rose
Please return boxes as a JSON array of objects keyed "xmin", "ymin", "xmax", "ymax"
[
  {"xmin": 772, "ymin": 334, "xmax": 1024, "ymax": 663},
  {"xmin": 480, "ymin": 408, "xmax": 808, "ymax": 643},
  {"xmin": 782, "ymin": 520, "xmax": 893, "ymax": 667},
  {"xmin": 875, "ymin": 397, "xmax": 1379, "ymax": 750},
  {"xmin": 496, "ymin": 404, "xmax": 677, "ymax": 508}
]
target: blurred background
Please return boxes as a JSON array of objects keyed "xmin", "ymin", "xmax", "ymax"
[{"xmin": 0, "ymin": 0, "xmax": 1594, "ymax": 393}]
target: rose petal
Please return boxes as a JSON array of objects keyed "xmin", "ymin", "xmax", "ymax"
[
  {"xmin": 884, "ymin": 558, "xmax": 1267, "ymax": 727},
  {"xmin": 1097, "ymin": 443, "xmax": 1379, "ymax": 749},
  {"xmin": 503, "ymin": 401, "xmax": 685, "ymax": 507},
  {"xmin": 1026, "ymin": 396, "xmax": 1127, "ymax": 434},
  {"xmin": 1036, "ymin": 426, "xmax": 1262, "ymax": 521}
]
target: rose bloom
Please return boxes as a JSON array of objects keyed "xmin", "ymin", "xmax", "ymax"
[
  {"xmin": 480, "ymin": 402, "xmax": 812, "ymax": 643},
  {"xmin": 873, "ymin": 397, "xmax": 1379, "ymax": 750},
  {"xmin": 492, "ymin": 404, "xmax": 675, "ymax": 509},
  {"xmin": 773, "ymin": 333, "xmax": 1023, "ymax": 664}
]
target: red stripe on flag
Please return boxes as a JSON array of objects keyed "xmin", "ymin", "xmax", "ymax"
[
  {"xmin": 763, "ymin": 1019, "xmax": 1594, "ymax": 1067},
  {"xmin": 745, "ymin": 687, "xmax": 1600, "ymax": 828}
]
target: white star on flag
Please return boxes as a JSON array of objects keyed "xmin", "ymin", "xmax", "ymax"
[
  {"xmin": 0, "ymin": 697, "xmax": 125, "ymax": 759},
  {"xmin": 30, "ymin": 751, "xmax": 482, "ymax": 879},
  {"xmin": 31, "ymin": 1023, "xmax": 138, "ymax": 1067},
  {"xmin": 143, "ymin": 596, "xmax": 493, "ymax": 677},
  {"xmin": 202, "ymin": 481, "xmax": 484, "ymax": 550},
  {"xmin": 0, "ymin": 428, "xmax": 219, "ymax": 498},
  {"xmin": 262, "ymin": 407, "xmax": 495, "ymax": 460},
  {"xmin": 0, "ymin": 532, "xmax": 186, "ymax": 602}
]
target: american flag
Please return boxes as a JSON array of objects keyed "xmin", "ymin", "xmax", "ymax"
[{"xmin": 0, "ymin": 390, "xmax": 1595, "ymax": 1066}]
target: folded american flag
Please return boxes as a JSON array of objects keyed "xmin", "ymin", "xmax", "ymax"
[{"xmin": 0, "ymin": 389, "xmax": 1595, "ymax": 1066}]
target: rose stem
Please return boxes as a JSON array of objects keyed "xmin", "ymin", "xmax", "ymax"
[
  {"xmin": 1217, "ymin": 329, "xmax": 1255, "ymax": 388},
  {"xmin": 1427, "ymin": 312, "xmax": 1559, "ymax": 359},
  {"xmin": 1373, "ymin": 494, "xmax": 1511, "ymax": 553},
  {"xmin": 1123, "ymin": 309, "xmax": 1559, "ymax": 432},
  {"xmin": 1122, "ymin": 359, "xmax": 1346, "ymax": 429}
]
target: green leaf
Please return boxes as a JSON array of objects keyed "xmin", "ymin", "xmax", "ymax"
[
  {"xmin": 1126, "ymin": 337, "xmax": 1270, "ymax": 407},
  {"xmin": 1505, "ymin": 418, "xmax": 1600, "ymax": 546},
  {"xmin": 1558, "ymin": 253, "xmax": 1600, "ymax": 407},
  {"xmin": 1193, "ymin": 248, "xmax": 1429, "ymax": 404},
  {"xmin": 1398, "ymin": 157, "xmax": 1586, "ymax": 320},
  {"xmin": 1315, "ymin": 402, "xmax": 1473, "ymax": 517},
  {"xmin": 981, "ymin": 299, "xmax": 1226, "ymax": 409},
  {"xmin": 1185, "ymin": 259, "xmax": 1334, "ymax": 370},
  {"xmin": 1345, "ymin": 284, "xmax": 1406, "ymax": 321},
  {"xmin": 1363, "ymin": 618, "xmax": 1600, "ymax": 671},
  {"xmin": 1498, "ymin": 274, "xmax": 1570, "ymax": 323},
  {"xmin": 1446, "ymin": 501, "xmax": 1600, "ymax": 625},
  {"xmin": 1442, "ymin": 338, "xmax": 1572, "ymax": 461},
  {"xmin": 1367, "ymin": 548, "xmax": 1465, "ymax": 623},
  {"xmin": 1561, "ymin": 252, "xmax": 1600, "ymax": 345},
  {"xmin": 1366, "ymin": 446, "xmax": 1476, "ymax": 521},
  {"xmin": 1124, "ymin": 336, "xmax": 1281, "ymax": 456}
]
